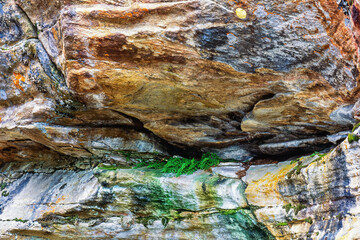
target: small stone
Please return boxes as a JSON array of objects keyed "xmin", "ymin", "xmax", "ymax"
[{"xmin": 236, "ymin": 8, "xmax": 247, "ymax": 19}]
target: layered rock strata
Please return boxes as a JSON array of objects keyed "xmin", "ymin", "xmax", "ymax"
[
  {"xmin": 0, "ymin": 160, "xmax": 274, "ymax": 239},
  {"xmin": 1, "ymin": 132, "xmax": 360, "ymax": 239},
  {"xmin": 1, "ymin": 0, "xmax": 360, "ymax": 161},
  {"xmin": 2, "ymin": 0, "xmax": 360, "ymax": 239},
  {"xmin": 243, "ymin": 127, "xmax": 360, "ymax": 239}
]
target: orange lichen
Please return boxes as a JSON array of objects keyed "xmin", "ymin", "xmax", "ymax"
[
  {"xmin": 118, "ymin": 8, "xmax": 149, "ymax": 19},
  {"xmin": 38, "ymin": 195, "xmax": 67, "ymax": 217},
  {"xmin": 13, "ymin": 73, "xmax": 25, "ymax": 91}
]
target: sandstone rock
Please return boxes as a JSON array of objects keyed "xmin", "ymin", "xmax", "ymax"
[
  {"xmin": 243, "ymin": 127, "xmax": 360, "ymax": 239},
  {"xmin": 211, "ymin": 162, "xmax": 245, "ymax": 179},
  {"xmin": 0, "ymin": 161, "xmax": 273, "ymax": 239},
  {"xmin": 2, "ymin": 0, "xmax": 360, "ymax": 238},
  {"xmin": 0, "ymin": 0, "xmax": 359, "ymax": 161}
]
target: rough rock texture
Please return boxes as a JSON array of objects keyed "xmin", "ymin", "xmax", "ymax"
[
  {"xmin": 2, "ymin": 0, "xmax": 360, "ymax": 239},
  {"xmin": 2, "ymin": 132, "xmax": 360, "ymax": 239},
  {"xmin": 1, "ymin": 0, "xmax": 360, "ymax": 161},
  {"xmin": 0, "ymin": 161, "xmax": 273, "ymax": 239},
  {"xmin": 243, "ymin": 127, "xmax": 360, "ymax": 239}
]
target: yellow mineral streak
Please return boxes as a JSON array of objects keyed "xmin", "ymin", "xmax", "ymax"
[{"xmin": 246, "ymin": 162, "xmax": 296, "ymax": 206}]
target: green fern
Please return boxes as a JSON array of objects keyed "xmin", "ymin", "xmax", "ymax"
[
  {"xmin": 134, "ymin": 160, "xmax": 148, "ymax": 169},
  {"xmin": 147, "ymin": 161, "xmax": 166, "ymax": 169},
  {"xmin": 186, "ymin": 158, "xmax": 199, "ymax": 174},
  {"xmin": 162, "ymin": 157, "xmax": 183, "ymax": 173},
  {"xmin": 176, "ymin": 160, "xmax": 191, "ymax": 177},
  {"xmin": 134, "ymin": 153, "xmax": 222, "ymax": 177},
  {"xmin": 199, "ymin": 153, "xmax": 221, "ymax": 170}
]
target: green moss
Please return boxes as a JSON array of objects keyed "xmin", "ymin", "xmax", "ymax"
[
  {"xmin": 290, "ymin": 158, "xmax": 301, "ymax": 164},
  {"xmin": 287, "ymin": 151, "xmax": 329, "ymax": 178},
  {"xmin": 310, "ymin": 152, "xmax": 319, "ymax": 157},
  {"xmin": 2, "ymin": 191, "xmax": 9, "ymax": 197},
  {"xmin": 348, "ymin": 133, "xmax": 359, "ymax": 143},
  {"xmin": 65, "ymin": 215, "xmax": 79, "ymax": 225},
  {"xmin": 304, "ymin": 217, "xmax": 313, "ymax": 224},
  {"xmin": 13, "ymin": 218, "xmax": 28, "ymax": 223},
  {"xmin": 287, "ymin": 161, "xmax": 307, "ymax": 178},
  {"xmin": 294, "ymin": 204, "xmax": 306, "ymax": 215},
  {"xmin": 283, "ymin": 203, "xmax": 292, "ymax": 213},
  {"xmin": 220, "ymin": 209, "xmax": 240, "ymax": 215},
  {"xmin": 276, "ymin": 222, "xmax": 288, "ymax": 226},
  {"xmin": 0, "ymin": 182, "xmax": 6, "ymax": 191},
  {"xmin": 352, "ymin": 122, "xmax": 360, "ymax": 132},
  {"xmin": 336, "ymin": 214, "xmax": 343, "ymax": 220},
  {"xmin": 96, "ymin": 164, "xmax": 121, "ymax": 170},
  {"xmin": 118, "ymin": 150, "xmax": 132, "ymax": 161},
  {"xmin": 282, "ymin": 203, "xmax": 306, "ymax": 215}
]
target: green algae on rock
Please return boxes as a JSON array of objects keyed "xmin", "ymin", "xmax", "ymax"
[{"xmin": 0, "ymin": 160, "xmax": 274, "ymax": 239}]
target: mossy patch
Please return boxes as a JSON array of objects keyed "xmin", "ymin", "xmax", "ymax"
[
  {"xmin": 287, "ymin": 151, "xmax": 328, "ymax": 178},
  {"xmin": 276, "ymin": 222, "xmax": 288, "ymax": 226},
  {"xmin": 304, "ymin": 217, "xmax": 313, "ymax": 224},
  {"xmin": 0, "ymin": 182, "xmax": 6, "ymax": 190},
  {"xmin": 352, "ymin": 122, "xmax": 360, "ymax": 132},
  {"xmin": 283, "ymin": 203, "xmax": 306, "ymax": 215},
  {"xmin": 348, "ymin": 133, "xmax": 359, "ymax": 143}
]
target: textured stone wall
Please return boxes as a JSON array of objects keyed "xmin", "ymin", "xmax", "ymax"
[
  {"xmin": 1, "ymin": 0, "xmax": 360, "ymax": 162},
  {"xmin": 1, "ymin": 0, "xmax": 360, "ymax": 239}
]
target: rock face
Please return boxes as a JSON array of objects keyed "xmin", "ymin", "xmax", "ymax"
[
  {"xmin": 1, "ymin": 133, "xmax": 360, "ymax": 239},
  {"xmin": 243, "ymin": 127, "xmax": 360, "ymax": 240},
  {"xmin": 0, "ymin": 0, "xmax": 360, "ymax": 161},
  {"xmin": 2, "ymin": 0, "xmax": 360, "ymax": 239},
  {"xmin": 0, "ymin": 160, "xmax": 274, "ymax": 239}
]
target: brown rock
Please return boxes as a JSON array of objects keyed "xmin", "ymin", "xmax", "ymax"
[{"xmin": 1, "ymin": 0, "xmax": 360, "ymax": 160}]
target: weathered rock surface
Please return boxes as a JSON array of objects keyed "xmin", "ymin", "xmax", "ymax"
[
  {"xmin": 1, "ymin": 0, "xmax": 360, "ymax": 161},
  {"xmin": 243, "ymin": 127, "xmax": 360, "ymax": 239},
  {"xmin": 2, "ymin": 131, "xmax": 360, "ymax": 239},
  {"xmin": 0, "ymin": 161, "xmax": 273, "ymax": 239},
  {"xmin": 2, "ymin": 0, "xmax": 360, "ymax": 239}
]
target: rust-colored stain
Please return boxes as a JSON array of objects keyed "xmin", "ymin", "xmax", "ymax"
[
  {"xmin": 51, "ymin": 27, "xmax": 59, "ymax": 42},
  {"xmin": 13, "ymin": 73, "xmax": 25, "ymax": 91},
  {"xmin": 37, "ymin": 195, "xmax": 67, "ymax": 218},
  {"xmin": 98, "ymin": 8, "xmax": 149, "ymax": 20},
  {"xmin": 122, "ymin": 8, "xmax": 149, "ymax": 19}
]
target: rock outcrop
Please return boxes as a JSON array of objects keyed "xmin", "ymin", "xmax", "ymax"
[
  {"xmin": 2, "ymin": 0, "xmax": 360, "ymax": 239},
  {"xmin": 1, "ymin": 0, "xmax": 360, "ymax": 161},
  {"xmin": 0, "ymin": 160, "xmax": 274, "ymax": 239},
  {"xmin": 243, "ymin": 127, "xmax": 360, "ymax": 239},
  {"xmin": 1, "ymin": 130, "xmax": 360, "ymax": 239}
]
